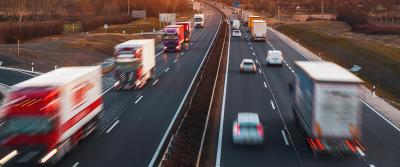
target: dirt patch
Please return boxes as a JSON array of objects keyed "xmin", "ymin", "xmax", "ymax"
[{"xmin": 0, "ymin": 33, "xmax": 160, "ymax": 72}]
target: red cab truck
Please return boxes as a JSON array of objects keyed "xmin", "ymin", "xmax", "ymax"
[
  {"xmin": 176, "ymin": 22, "xmax": 191, "ymax": 42},
  {"xmin": 0, "ymin": 66, "xmax": 103, "ymax": 165},
  {"xmin": 114, "ymin": 39, "xmax": 156, "ymax": 90},
  {"xmin": 163, "ymin": 25, "xmax": 185, "ymax": 52}
]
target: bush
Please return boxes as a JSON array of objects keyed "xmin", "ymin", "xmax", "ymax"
[
  {"xmin": 352, "ymin": 24, "xmax": 400, "ymax": 35},
  {"xmin": 337, "ymin": 7, "xmax": 367, "ymax": 27},
  {"xmin": 0, "ymin": 21, "xmax": 64, "ymax": 43},
  {"xmin": 81, "ymin": 15, "xmax": 132, "ymax": 32}
]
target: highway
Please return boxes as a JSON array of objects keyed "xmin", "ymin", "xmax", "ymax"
[
  {"xmin": 216, "ymin": 3, "xmax": 400, "ymax": 167},
  {"xmin": 0, "ymin": 4, "xmax": 222, "ymax": 167}
]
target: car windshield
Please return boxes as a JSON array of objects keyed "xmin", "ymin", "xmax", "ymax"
[
  {"xmin": 234, "ymin": 30, "xmax": 240, "ymax": 33},
  {"xmin": 115, "ymin": 60, "xmax": 141, "ymax": 72},
  {"xmin": 163, "ymin": 34, "xmax": 178, "ymax": 40},
  {"xmin": 0, "ymin": 116, "xmax": 53, "ymax": 136},
  {"xmin": 243, "ymin": 62, "xmax": 254, "ymax": 65},
  {"xmin": 195, "ymin": 18, "xmax": 203, "ymax": 22}
]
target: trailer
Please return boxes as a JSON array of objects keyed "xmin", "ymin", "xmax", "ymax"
[
  {"xmin": 0, "ymin": 67, "xmax": 103, "ymax": 165},
  {"xmin": 293, "ymin": 61, "xmax": 364, "ymax": 156},
  {"xmin": 176, "ymin": 22, "xmax": 192, "ymax": 42},
  {"xmin": 114, "ymin": 39, "xmax": 156, "ymax": 89},
  {"xmin": 194, "ymin": 14, "xmax": 205, "ymax": 28},
  {"xmin": 251, "ymin": 20, "xmax": 267, "ymax": 41}
]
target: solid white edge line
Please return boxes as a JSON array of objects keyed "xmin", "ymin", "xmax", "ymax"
[
  {"xmin": 0, "ymin": 67, "xmax": 42, "ymax": 76},
  {"xmin": 134, "ymin": 95, "xmax": 143, "ymax": 104},
  {"xmin": 164, "ymin": 68, "xmax": 170, "ymax": 72},
  {"xmin": 215, "ymin": 10, "xmax": 230, "ymax": 167},
  {"xmin": 105, "ymin": 120, "xmax": 120, "ymax": 133},
  {"xmin": 270, "ymin": 100, "xmax": 275, "ymax": 110},
  {"xmin": 72, "ymin": 162, "xmax": 80, "ymax": 167},
  {"xmin": 100, "ymin": 84, "xmax": 115, "ymax": 96},
  {"xmin": 266, "ymin": 40, "xmax": 275, "ymax": 50},
  {"xmin": 148, "ymin": 5, "xmax": 222, "ymax": 167},
  {"xmin": 361, "ymin": 100, "xmax": 400, "ymax": 132},
  {"xmin": 281, "ymin": 130, "xmax": 289, "ymax": 146}
]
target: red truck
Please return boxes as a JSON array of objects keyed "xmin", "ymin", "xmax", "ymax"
[
  {"xmin": 163, "ymin": 25, "xmax": 185, "ymax": 52},
  {"xmin": 0, "ymin": 66, "xmax": 103, "ymax": 165},
  {"xmin": 176, "ymin": 22, "xmax": 191, "ymax": 42}
]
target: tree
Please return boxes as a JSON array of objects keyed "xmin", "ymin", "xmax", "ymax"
[{"xmin": 6, "ymin": 0, "xmax": 29, "ymax": 34}]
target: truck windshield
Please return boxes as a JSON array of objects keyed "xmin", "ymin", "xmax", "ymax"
[
  {"xmin": 0, "ymin": 117, "xmax": 53, "ymax": 136},
  {"xmin": 115, "ymin": 60, "xmax": 141, "ymax": 72},
  {"xmin": 163, "ymin": 34, "xmax": 178, "ymax": 40},
  {"xmin": 194, "ymin": 18, "xmax": 203, "ymax": 22}
]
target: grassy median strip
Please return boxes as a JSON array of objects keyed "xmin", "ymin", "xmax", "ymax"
[{"xmin": 276, "ymin": 23, "xmax": 400, "ymax": 108}]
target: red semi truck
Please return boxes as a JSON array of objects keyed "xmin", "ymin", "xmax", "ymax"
[
  {"xmin": 0, "ymin": 66, "xmax": 103, "ymax": 165},
  {"xmin": 163, "ymin": 25, "xmax": 185, "ymax": 52},
  {"xmin": 176, "ymin": 22, "xmax": 191, "ymax": 42}
]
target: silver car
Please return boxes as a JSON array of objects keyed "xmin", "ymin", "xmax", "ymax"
[
  {"xmin": 240, "ymin": 59, "xmax": 257, "ymax": 73},
  {"xmin": 232, "ymin": 113, "xmax": 264, "ymax": 145},
  {"xmin": 232, "ymin": 30, "xmax": 241, "ymax": 37}
]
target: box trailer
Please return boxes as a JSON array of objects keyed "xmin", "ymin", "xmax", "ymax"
[
  {"xmin": 251, "ymin": 20, "xmax": 267, "ymax": 41},
  {"xmin": 248, "ymin": 15, "xmax": 261, "ymax": 31},
  {"xmin": 176, "ymin": 22, "xmax": 191, "ymax": 42},
  {"xmin": 242, "ymin": 12, "xmax": 252, "ymax": 25},
  {"xmin": 293, "ymin": 61, "xmax": 364, "ymax": 156},
  {"xmin": 114, "ymin": 39, "xmax": 156, "ymax": 89},
  {"xmin": 0, "ymin": 67, "xmax": 103, "ymax": 165},
  {"xmin": 232, "ymin": 19, "xmax": 240, "ymax": 30}
]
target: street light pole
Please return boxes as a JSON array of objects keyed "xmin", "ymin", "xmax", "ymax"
[
  {"xmin": 128, "ymin": 0, "xmax": 130, "ymax": 15},
  {"xmin": 277, "ymin": 1, "xmax": 280, "ymax": 21}
]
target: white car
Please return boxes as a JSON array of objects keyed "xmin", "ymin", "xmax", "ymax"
[
  {"xmin": 240, "ymin": 59, "xmax": 256, "ymax": 73},
  {"xmin": 232, "ymin": 30, "xmax": 241, "ymax": 37},
  {"xmin": 233, "ymin": 113, "xmax": 264, "ymax": 145},
  {"xmin": 266, "ymin": 50, "xmax": 283, "ymax": 66}
]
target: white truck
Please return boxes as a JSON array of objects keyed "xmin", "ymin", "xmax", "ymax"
[
  {"xmin": 232, "ymin": 19, "xmax": 240, "ymax": 30},
  {"xmin": 293, "ymin": 61, "xmax": 364, "ymax": 156},
  {"xmin": 194, "ymin": 14, "xmax": 205, "ymax": 28},
  {"xmin": 251, "ymin": 20, "xmax": 267, "ymax": 41},
  {"xmin": 114, "ymin": 39, "xmax": 156, "ymax": 90},
  {"xmin": 0, "ymin": 67, "xmax": 103, "ymax": 165}
]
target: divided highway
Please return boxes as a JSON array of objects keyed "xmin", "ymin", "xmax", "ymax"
[
  {"xmin": 217, "ymin": 3, "xmax": 400, "ymax": 167},
  {"xmin": 0, "ymin": 4, "xmax": 222, "ymax": 167}
]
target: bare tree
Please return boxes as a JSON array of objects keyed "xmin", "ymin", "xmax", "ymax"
[{"xmin": 7, "ymin": 0, "xmax": 29, "ymax": 33}]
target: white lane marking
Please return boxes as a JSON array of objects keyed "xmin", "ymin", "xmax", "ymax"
[
  {"xmin": 258, "ymin": 69, "xmax": 262, "ymax": 74},
  {"xmin": 250, "ymin": 46, "xmax": 253, "ymax": 50},
  {"xmin": 263, "ymin": 82, "xmax": 267, "ymax": 88},
  {"xmin": 165, "ymin": 68, "xmax": 170, "ymax": 72},
  {"xmin": 255, "ymin": 60, "xmax": 258, "ymax": 64},
  {"xmin": 134, "ymin": 95, "xmax": 143, "ymax": 104},
  {"xmin": 281, "ymin": 130, "xmax": 289, "ymax": 146},
  {"xmin": 266, "ymin": 40, "xmax": 275, "ymax": 50},
  {"xmin": 100, "ymin": 83, "xmax": 115, "ymax": 96},
  {"xmin": 216, "ymin": 9, "xmax": 230, "ymax": 167},
  {"xmin": 155, "ymin": 50, "xmax": 164, "ymax": 57},
  {"xmin": 174, "ymin": 59, "xmax": 178, "ymax": 63},
  {"xmin": 369, "ymin": 165, "xmax": 375, "ymax": 167},
  {"xmin": 149, "ymin": 6, "xmax": 223, "ymax": 167},
  {"xmin": 152, "ymin": 79, "xmax": 159, "ymax": 86},
  {"xmin": 106, "ymin": 120, "xmax": 120, "ymax": 134},
  {"xmin": 356, "ymin": 147, "xmax": 365, "ymax": 157},
  {"xmin": 72, "ymin": 162, "xmax": 80, "ymax": 167},
  {"xmin": 288, "ymin": 66, "xmax": 292, "ymax": 70},
  {"xmin": 361, "ymin": 100, "xmax": 400, "ymax": 132},
  {"xmin": 0, "ymin": 67, "xmax": 42, "ymax": 76},
  {"xmin": 253, "ymin": 52, "xmax": 256, "ymax": 56},
  {"xmin": 291, "ymin": 69, "xmax": 295, "ymax": 73},
  {"xmin": 0, "ymin": 150, "xmax": 18, "ymax": 165},
  {"xmin": 270, "ymin": 100, "xmax": 275, "ymax": 109},
  {"xmin": 248, "ymin": 42, "xmax": 251, "ymax": 45},
  {"xmin": 181, "ymin": 53, "xmax": 185, "ymax": 56}
]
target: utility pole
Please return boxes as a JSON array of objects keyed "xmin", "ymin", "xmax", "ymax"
[
  {"xmin": 128, "ymin": 0, "xmax": 130, "ymax": 15},
  {"xmin": 277, "ymin": 1, "xmax": 280, "ymax": 21},
  {"xmin": 321, "ymin": 0, "xmax": 324, "ymax": 19}
]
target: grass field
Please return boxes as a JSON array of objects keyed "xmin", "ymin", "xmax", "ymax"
[{"xmin": 276, "ymin": 22, "xmax": 400, "ymax": 108}]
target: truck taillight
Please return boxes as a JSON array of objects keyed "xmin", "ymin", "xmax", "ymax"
[
  {"xmin": 345, "ymin": 140, "xmax": 356, "ymax": 153},
  {"xmin": 314, "ymin": 138, "xmax": 325, "ymax": 151},
  {"xmin": 234, "ymin": 124, "xmax": 240, "ymax": 135}
]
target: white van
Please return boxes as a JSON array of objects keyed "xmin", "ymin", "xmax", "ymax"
[
  {"xmin": 266, "ymin": 50, "xmax": 283, "ymax": 66},
  {"xmin": 194, "ymin": 14, "xmax": 205, "ymax": 28}
]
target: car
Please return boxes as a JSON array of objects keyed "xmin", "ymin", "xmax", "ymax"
[
  {"xmin": 232, "ymin": 30, "xmax": 241, "ymax": 37},
  {"xmin": 232, "ymin": 112, "xmax": 264, "ymax": 145},
  {"xmin": 266, "ymin": 50, "xmax": 283, "ymax": 66},
  {"xmin": 240, "ymin": 59, "xmax": 256, "ymax": 73}
]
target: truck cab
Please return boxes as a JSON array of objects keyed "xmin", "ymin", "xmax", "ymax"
[
  {"xmin": 163, "ymin": 25, "xmax": 185, "ymax": 51},
  {"xmin": 194, "ymin": 14, "xmax": 205, "ymax": 28}
]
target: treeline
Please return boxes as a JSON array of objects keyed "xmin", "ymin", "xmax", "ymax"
[{"xmin": 0, "ymin": 0, "xmax": 191, "ymax": 43}]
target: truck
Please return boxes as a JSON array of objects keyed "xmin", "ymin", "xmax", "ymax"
[
  {"xmin": 0, "ymin": 67, "xmax": 103, "ymax": 165},
  {"xmin": 163, "ymin": 25, "xmax": 185, "ymax": 52},
  {"xmin": 232, "ymin": 19, "xmax": 240, "ymax": 30},
  {"xmin": 248, "ymin": 15, "xmax": 260, "ymax": 31},
  {"xmin": 242, "ymin": 12, "xmax": 252, "ymax": 25},
  {"xmin": 114, "ymin": 39, "xmax": 156, "ymax": 90},
  {"xmin": 194, "ymin": 14, "xmax": 205, "ymax": 28},
  {"xmin": 176, "ymin": 22, "xmax": 191, "ymax": 42},
  {"xmin": 292, "ymin": 61, "xmax": 364, "ymax": 156},
  {"xmin": 251, "ymin": 20, "xmax": 267, "ymax": 41}
]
